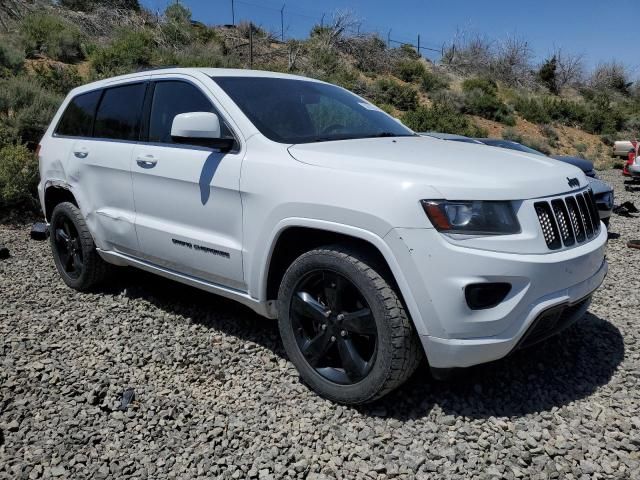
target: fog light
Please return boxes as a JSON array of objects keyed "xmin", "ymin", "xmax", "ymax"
[{"xmin": 465, "ymin": 283, "xmax": 511, "ymax": 310}]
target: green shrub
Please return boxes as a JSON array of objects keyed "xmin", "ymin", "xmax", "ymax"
[
  {"xmin": 513, "ymin": 95, "xmax": 588, "ymax": 127},
  {"xmin": 307, "ymin": 44, "xmax": 343, "ymax": 77},
  {"xmin": 420, "ymin": 69, "xmax": 448, "ymax": 92},
  {"xmin": 502, "ymin": 127, "xmax": 523, "ymax": 143},
  {"xmin": 371, "ymin": 78, "xmax": 418, "ymax": 111},
  {"xmin": 502, "ymin": 128, "xmax": 551, "ymax": 154},
  {"xmin": 90, "ymin": 28, "xmax": 155, "ymax": 76},
  {"xmin": 0, "ymin": 76, "xmax": 62, "ymax": 147},
  {"xmin": 154, "ymin": 42, "xmax": 239, "ymax": 69},
  {"xmin": 0, "ymin": 143, "xmax": 38, "ymax": 207},
  {"xmin": 31, "ymin": 63, "xmax": 82, "ymax": 95},
  {"xmin": 600, "ymin": 133, "xmax": 617, "ymax": 146},
  {"xmin": 159, "ymin": 3, "xmax": 194, "ymax": 48},
  {"xmin": 60, "ymin": 0, "xmax": 140, "ymax": 10},
  {"xmin": 378, "ymin": 104, "xmax": 395, "ymax": 115},
  {"xmin": 431, "ymin": 90, "xmax": 465, "ymax": 113},
  {"xmin": 513, "ymin": 96, "xmax": 551, "ymax": 124},
  {"xmin": 623, "ymin": 114, "xmax": 640, "ymax": 137},
  {"xmin": 540, "ymin": 123, "xmax": 559, "ymax": 147},
  {"xmin": 402, "ymin": 103, "xmax": 486, "ymax": 137},
  {"xmin": 525, "ymin": 139, "xmax": 552, "ymax": 155},
  {"xmin": 20, "ymin": 13, "xmax": 84, "ymax": 62},
  {"xmin": 574, "ymin": 142, "xmax": 588, "ymax": 155},
  {"xmin": 398, "ymin": 44, "xmax": 420, "ymax": 60},
  {"xmin": 339, "ymin": 34, "xmax": 389, "ymax": 74},
  {"xmin": 538, "ymin": 56, "xmax": 558, "ymax": 94},
  {"xmin": 462, "ymin": 77, "xmax": 498, "ymax": 96},
  {"xmin": 463, "ymin": 88, "xmax": 515, "ymax": 125},
  {"xmin": 393, "ymin": 59, "xmax": 426, "ymax": 83},
  {"xmin": 461, "ymin": 77, "xmax": 514, "ymax": 125},
  {"xmin": 581, "ymin": 96, "xmax": 625, "ymax": 135},
  {"xmin": 0, "ymin": 41, "xmax": 25, "ymax": 77},
  {"xmin": 326, "ymin": 68, "xmax": 366, "ymax": 94}
]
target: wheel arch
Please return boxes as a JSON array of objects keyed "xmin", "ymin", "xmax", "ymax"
[
  {"xmin": 44, "ymin": 182, "xmax": 78, "ymax": 222},
  {"xmin": 260, "ymin": 219, "xmax": 425, "ymax": 334}
]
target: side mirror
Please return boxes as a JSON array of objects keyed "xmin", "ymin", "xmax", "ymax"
[{"xmin": 171, "ymin": 112, "xmax": 234, "ymax": 152}]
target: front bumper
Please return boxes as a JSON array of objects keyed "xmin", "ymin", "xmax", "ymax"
[
  {"xmin": 385, "ymin": 226, "xmax": 608, "ymax": 369},
  {"xmin": 629, "ymin": 164, "xmax": 640, "ymax": 178}
]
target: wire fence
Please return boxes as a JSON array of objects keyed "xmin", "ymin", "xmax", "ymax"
[{"xmin": 195, "ymin": 0, "xmax": 447, "ymax": 62}]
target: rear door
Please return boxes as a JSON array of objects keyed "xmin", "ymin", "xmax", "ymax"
[
  {"xmin": 65, "ymin": 81, "xmax": 147, "ymax": 254},
  {"xmin": 131, "ymin": 76, "xmax": 245, "ymax": 290}
]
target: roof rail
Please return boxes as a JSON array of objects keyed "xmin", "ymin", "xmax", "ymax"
[{"xmin": 134, "ymin": 65, "xmax": 180, "ymax": 73}]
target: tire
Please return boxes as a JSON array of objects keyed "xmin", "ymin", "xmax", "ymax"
[
  {"xmin": 277, "ymin": 245, "xmax": 423, "ymax": 404},
  {"xmin": 49, "ymin": 202, "xmax": 110, "ymax": 291},
  {"xmin": 602, "ymin": 217, "xmax": 610, "ymax": 228}
]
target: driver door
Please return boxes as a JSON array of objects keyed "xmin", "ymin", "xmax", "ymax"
[{"xmin": 131, "ymin": 77, "xmax": 245, "ymax": 290}]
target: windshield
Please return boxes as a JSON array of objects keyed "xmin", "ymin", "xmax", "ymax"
[
  {"xmin": 212, "ymin": 76, "xmax": 414, "ymax": 144},
  {"xmin": 480, "ymin": 139, "xmax": 546, "ymax": 156}
]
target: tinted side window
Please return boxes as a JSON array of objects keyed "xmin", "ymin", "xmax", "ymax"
[
  {"xmin": 148, "ymin": 81, "xmax": 234, "ymax": 144},
  {"xmin": 94, "ymin": 83, "xmax": 146, "ymax": 141},
  {"xmin": 55, "ymin": 90, "xmax": 102, "ymax": 137}
]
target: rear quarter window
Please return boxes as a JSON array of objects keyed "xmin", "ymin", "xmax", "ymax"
[
  {"xmin": 55, "ymin": 90, "xmax": 102, "ymax": 137},
  {"xmin": 93, "ymin": 83, "xmax": 146, "ymax": 141}
]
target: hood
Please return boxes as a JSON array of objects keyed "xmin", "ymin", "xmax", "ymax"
[
  {"xmin": 288, "ymin": 136, "xmax": 588, "ymax": 200},
  {"xmin": 551, "ymin": 155, "xmax": 594, "ymax": 175}
]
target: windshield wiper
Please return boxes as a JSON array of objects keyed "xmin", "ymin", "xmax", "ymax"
[
  {"xmin": 370, "ymin": 132, "xmax": 400, "ymax": 137},
  {"xmin": 360, "ymin": 132, "xmax": 416, "ymax": 139},
  {"xmin": 306, "ymin": 132, "xmax": 412, "ymax": 143}
]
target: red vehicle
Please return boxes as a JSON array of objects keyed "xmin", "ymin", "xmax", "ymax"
[{"xmin": 623, "ymin": 140, "xmax": 638, "ymax": 176}]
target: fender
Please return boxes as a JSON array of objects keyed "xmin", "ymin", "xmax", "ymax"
[{"xmin": 256, "ymin": 217, "xmax": 435, "ymax": 335}]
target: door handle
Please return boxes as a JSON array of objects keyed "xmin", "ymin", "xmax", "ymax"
[
  {"xmin": 136, "ymin": 155, "xmax": 158, "ymax": 169},
  {"xmin": 74, "ymin": 148, "xmax": 89, "ymax": 159}
]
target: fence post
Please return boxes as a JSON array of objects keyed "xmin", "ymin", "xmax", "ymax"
[
  {"xmin": 249, "ymin": 22, "xmax": 253, "ymax": 68},
  {"xmin": 417, "ymin": 34, "xmax": 420, "ymax": 57}
]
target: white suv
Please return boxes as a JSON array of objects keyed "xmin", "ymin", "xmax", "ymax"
[{"xmin": 38, "ymin": 68, "xmax": 608, "ymax": 404}]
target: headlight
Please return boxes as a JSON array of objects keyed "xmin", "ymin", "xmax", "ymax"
[
  {"xmin": 421, "ymin": 200, "xmax": 520, "ymax": 235},
  {"xmin": 598, "ymin": 191, "xmax": 614, "ymax": 210}
]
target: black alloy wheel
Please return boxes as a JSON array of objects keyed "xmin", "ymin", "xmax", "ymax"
[
  {"xmin": 277, "ymin": 246, "xmax": 423, "ymax": 404},
  {"xmin": 53, "ymin": 214, "xmax": 84, "ymax": 279},
  {"xmin": 49, "ymin": 202, "xmax": 111, "ymax": 291},
  {"xmin": 291, "ymin": 270, "xmax": 378, "ymax": 385}
]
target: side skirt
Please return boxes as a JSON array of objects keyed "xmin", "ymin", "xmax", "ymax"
[{"xmin": 97, "ymin": 249, "xmax": 275, "ymax": 319}]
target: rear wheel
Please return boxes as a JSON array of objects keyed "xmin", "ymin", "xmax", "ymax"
[
  {"xmin": 50, "ymin": 202, "xmax": 110, "ymax": 291},
  {"xmin": 278, "ymin": 245, "xmax": 422, "ymax": 404}
]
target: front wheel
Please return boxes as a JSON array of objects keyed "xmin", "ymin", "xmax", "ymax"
[{"xmin": 277, "ymin": 245, "xmax": 423, "ymax": 404}]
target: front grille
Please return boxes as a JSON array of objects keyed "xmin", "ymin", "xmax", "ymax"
[{"xmin": 534, "ymin": 189, "xmax": 600, "ymax": 250}]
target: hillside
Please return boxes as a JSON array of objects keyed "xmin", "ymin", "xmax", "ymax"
[{"xmin": 0, "ymin": 0, "xmax": 638, "ymax": 212}]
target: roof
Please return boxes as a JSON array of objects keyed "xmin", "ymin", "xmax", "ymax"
[{"xmin": 69, "ymin": 67, "xmax": 322, "ymax": 96}]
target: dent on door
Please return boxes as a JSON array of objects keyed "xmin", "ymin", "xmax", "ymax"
[{"xmin": 68, "ymin": 139, "xmax": 138, "ymax": 253}]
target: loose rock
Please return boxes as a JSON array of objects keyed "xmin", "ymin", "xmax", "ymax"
[{"xmin": 0, "ymin": 170, "xmax": 637, "ymax": 479}]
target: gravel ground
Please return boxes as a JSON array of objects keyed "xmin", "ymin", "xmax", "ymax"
[{"xmin": 1, "ymin": 169, "xmax": 640, "ymax": 480}]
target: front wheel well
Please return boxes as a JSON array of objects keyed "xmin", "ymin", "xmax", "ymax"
[
  {"xmin": 265, "ymin": 227, "xmax": 395, "ymax": 301},
  {"xmin": 44, "ymin": 186, "xmax": 77, "ymax": 222}
]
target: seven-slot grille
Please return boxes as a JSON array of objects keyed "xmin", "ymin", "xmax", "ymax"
[{"xmin": 534, "ymin": 189, "xmax": 600, "ymax": 250}]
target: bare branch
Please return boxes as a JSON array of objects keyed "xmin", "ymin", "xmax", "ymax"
[{"xmin": 554, "ymin": 47, "xmax": 585, "ymax": 89}]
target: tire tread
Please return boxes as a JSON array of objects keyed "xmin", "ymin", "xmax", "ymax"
[
  {"xmin": 279, "ymin": 244, "xmax": 423, "ymax": 404},
  {"xmin": 50, "ymin": 202, "xmax": 111, "ymax": 291}
]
